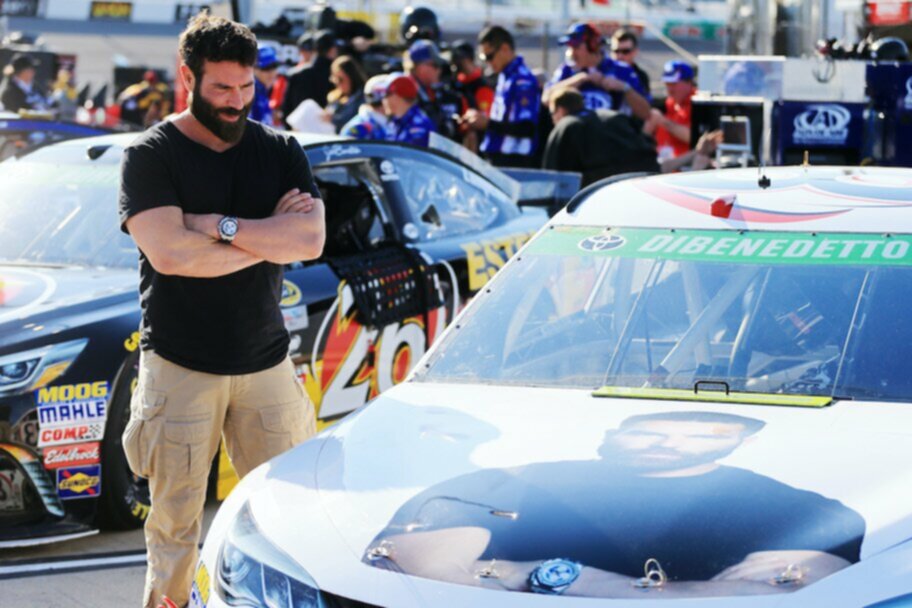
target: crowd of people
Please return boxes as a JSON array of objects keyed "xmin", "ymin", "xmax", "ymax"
[
  {"xmin": 247, "ymin": 21, "xmax": 719, "ymax": 182},
  {"xmin": 0, "ymin": 18, "xmax": 720, "ymax": 180}
]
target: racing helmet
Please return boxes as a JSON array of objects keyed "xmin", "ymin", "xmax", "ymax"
[
  {"xmin": 399, "ymin": 6, "xmax": 440, "ymax": 45},
  {"xmin": 870, "ymin": 37, "xmax": 910, "ymax": 62}
]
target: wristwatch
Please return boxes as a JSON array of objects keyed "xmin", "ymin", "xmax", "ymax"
[
  {"xmin": 529, "ymin": 558, "xmax": 582, "ymax": 595},
  {"xmin": 217, "ymin": 215, "xmax": 239, "ymax": 243}
]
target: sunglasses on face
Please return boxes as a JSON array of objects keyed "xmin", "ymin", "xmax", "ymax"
[
  {"xmin": 478, "ymin": 45, "xmax": 501, "ymax": 63},
  {"xmin": 613, "ymin": 47, "xmax": 635, "ymax": 55}
]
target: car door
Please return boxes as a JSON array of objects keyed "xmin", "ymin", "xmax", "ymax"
[{"xmin": 283, "ymin": 156, "xmax": 454, "ymax": 424}]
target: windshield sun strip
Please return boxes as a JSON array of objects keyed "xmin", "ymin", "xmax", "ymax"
[{"xmin": 592, "ymin": 386, "xmax": 833, "ymax": 408}]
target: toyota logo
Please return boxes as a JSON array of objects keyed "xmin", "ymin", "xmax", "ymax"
[{"xmin": 579, "ymin": 234, "xmax": 627, "ymax": 252}]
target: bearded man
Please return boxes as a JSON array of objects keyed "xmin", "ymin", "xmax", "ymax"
[{"xmin": 117, "ymin": 13, "xmax": 324, "ymax": 608}]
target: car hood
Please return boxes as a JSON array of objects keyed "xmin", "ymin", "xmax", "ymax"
[
  {"xmin": 0, "ymin": 264, "xmax": 136, "ymax": 345},
  {"xmin": 255, "ymin": 383, "xmax": 912, "ymax": 602}
]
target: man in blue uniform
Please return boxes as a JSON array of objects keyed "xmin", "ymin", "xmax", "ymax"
[
  {"xmin": 250, "ymin": 45, "xmax": 280, "ymax": 125},
  {"xmin": 406, "ymin": 40, "xmax": 467, "ymax": 141},
  {"xmin": 383, "ymin": 74, "xmax": 436, "ymax": 147},
  {"xmin": 542, "ymin": 22, "xmax": 651, "ymax": 121},
  {"xmin": 462, "ymin": 25, "xmax": 541, "ymax": 167},
  {"xmin": 341, "ymin": 74, "xmax": 391, "ymax": 140}
]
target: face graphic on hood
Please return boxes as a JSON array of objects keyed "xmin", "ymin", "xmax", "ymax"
[{"xmin": 364, "ymin": 410, "xmax": 865, "ymax": 599}]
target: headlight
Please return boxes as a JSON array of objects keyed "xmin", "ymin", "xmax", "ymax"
[
  {"xmin": 0, "ymin": 339, "xmax": 87, "ymax": 394},
  {"xmin": 216, "ymin": 502, "xmax": 324, "ymax": 608}
]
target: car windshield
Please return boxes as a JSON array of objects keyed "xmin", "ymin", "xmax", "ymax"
[
  {"xmin": 0, "ymin": 156, "xmax": 136, "ymax": 268},
  {"xmin": 418, "ymin": 226, "xmax": 912, "ymax": 402}
]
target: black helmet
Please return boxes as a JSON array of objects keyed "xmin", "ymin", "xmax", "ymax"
[
  {"xmin": 399, "ymin": 6, "xmax": 440, "ymax": 44},
  {"xmin": 870, "ymin": 37, "xmax": 909, "ymax": 62}
]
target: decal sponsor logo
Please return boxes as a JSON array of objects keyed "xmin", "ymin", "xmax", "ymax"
[
  {"xmin": 282, "ymin": 304, "xmax": 309, "ymax": 331},
  {"xmin": 0, "ymin": 469, "xmax": 25, "ymax": 512},
  {"xmin": 38, "ymin": 423, "xmax": 104, "ymax": 447},
  {"xmin": 530, "ymin": 227, "xmax": 912, "ymax": 267},
  {"xmin": 124, "ymin": 331, "xmax": 141, "ymax": 353},
  {"xmin": 37, "ymin": 381, "xmax": 108, "ymax": 404},
  {"xmin": 57, "ymin": 465, "xmax": 101, "ymax": 500},
  {"xmin": 189, "ymin": 562, "xmax": 211, "ymax": 608},
  {"xmin": 280, "ymin": 280, "xmax": 303, "ymax": 308},
  {"xmin": 905, "ymin": 77, "xmax": 912, "ymax": 111},
  {"xmin": 461, "ymin": 233, "xmax": 534, "ymax": 291},
  {"xmin": 323, "ymin": 144, "xmax": 362, "ymax": 162},
  {"xmin": 42, "ymin": 442, "xmax": 101, "ymax": 469},
  {"xmin": 37, "ymin": 382, "xmax": 109, "ymax": 427},
  {"xmin": 792, "ymin": 104, "xmax": 851, "ymax": 145},
  {"xmin": 583, "ymin": 90, "xmax": 612, "ymax": 110},
  {"xmin": 89, "ymin": 1, "xmax": 132, "ymax": 20},
  {"xmin": 579, "ymin": 234, "xmax": 626, "ymax": 252}
]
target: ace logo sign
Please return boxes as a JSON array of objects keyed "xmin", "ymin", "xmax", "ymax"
[{"xmin": 793, "ymin": 104, "xmax": 851, "ymax": 145}]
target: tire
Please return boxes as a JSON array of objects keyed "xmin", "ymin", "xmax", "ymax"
[{"xmin": 97, "ymin": 350, "xmax": 151, "ymax": 530}]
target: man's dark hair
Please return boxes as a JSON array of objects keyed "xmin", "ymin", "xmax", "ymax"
[
  {"xmin": 552, "ymin": 88, "xmax": 585, "ymax": 115},
  {"xmin": 178, "ymin": 12, "xmax": 258, "ymax": 80},
  {"xmin": 612, "ymin": 29, "xmax": 639, "ymax": 47},
  {"xmin": 478, "ymin": 25, "xmax": 515, "ymax": 51},
  {"xmin": 620, "ymin": 410, "xmax": 766, "ymax": 437},
  {"xmin": 315, "ymin": 30, "xmax": 338, "ymax": 56}
]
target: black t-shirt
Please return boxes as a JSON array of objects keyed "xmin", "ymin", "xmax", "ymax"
[
  {"xmin": 542, "ymin": 110, "xmax": 660, "ymax": 187},
  {"xmin": 374, "ymin": 461, "xmax": 865, "ymax": 581},
  {"xmin": 118, "ymin": 120, "xmax": 320, "ymax": 374}
]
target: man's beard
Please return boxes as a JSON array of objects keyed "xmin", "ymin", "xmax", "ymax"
[{"xmin": 190, "ymin": 82, "xmax": 252, "ymax": 144}]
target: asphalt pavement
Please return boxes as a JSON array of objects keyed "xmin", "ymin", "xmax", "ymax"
[{"xmin": 0, "ymin": 501, "xmax": 219, "ymax": 607}]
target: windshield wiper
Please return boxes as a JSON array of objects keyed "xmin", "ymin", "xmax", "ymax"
[{"xmin": 592, "ymin": 384, "xmax": 833, "ymax": 408}]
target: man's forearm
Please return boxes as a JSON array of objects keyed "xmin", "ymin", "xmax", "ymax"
[
  {"xmin": 624, "ymin": 88, "xmax": 651, "ymax": 121},
  {"xmin": 231, "ymin": 205, "xmax": 325, "ymax": 264},
  {"xmin": 163, "ymin": 228, "xmax": 262, "ymax": 278}
]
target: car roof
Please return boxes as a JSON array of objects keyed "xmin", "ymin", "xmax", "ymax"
[
  {"xmin": 561, "ymin": 166, "xmax": 912, "ymax": 235},
  {"xmin": 31, "ymin": 129, "xmax": 347, "ymax": 156}
]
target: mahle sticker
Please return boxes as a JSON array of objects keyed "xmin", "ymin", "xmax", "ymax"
[{"xmin": 527, "ymin": 226, "xmax": 912, "ymax": 267}]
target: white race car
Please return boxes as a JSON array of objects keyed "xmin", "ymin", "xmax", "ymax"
[{"xmin": 192, "ymin": 167, "xmax": 912, "ymax": 608}]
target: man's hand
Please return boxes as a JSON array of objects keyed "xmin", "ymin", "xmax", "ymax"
[
  {"xmin": 696, "ymin": 129, "xmax": 724, "ymax": 156},
  {"xmin": 461, "ymin": 109, "xmax": 489, "ymax": 131},
  {"xmin": 273, "ymin": 188, "xmax": 316, "ymax": 216}
]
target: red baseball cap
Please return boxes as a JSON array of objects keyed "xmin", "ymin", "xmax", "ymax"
[{"xmin": 385, "ymin": 75, "xmax": 419, "ymax": 101}]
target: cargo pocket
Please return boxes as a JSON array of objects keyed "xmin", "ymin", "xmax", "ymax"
[
  {"xmin": 122, "ymin": 389, "xmax": 166, "ymax": 479},
  {"xmin": 260, "ymin": 401, "xmax": 313, "ymax": 453},
  {"xmin": 164, "ymin": 416, "xmax": 212, "ymax": 479}
]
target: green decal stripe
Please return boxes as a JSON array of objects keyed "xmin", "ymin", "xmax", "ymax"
[
  {"xmin": 526, "ymin": 226, "xmax": 912, "ymax": 267},
  {"xmin": 593, "ymin": 386, "xmax": 832, "ymax": 408}
]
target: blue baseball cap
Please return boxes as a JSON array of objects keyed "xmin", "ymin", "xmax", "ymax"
[
  {"xmin": 257, "ymin": 45, "xmax": 280, "ymax": 70},
  {"xmin": 558, "ymin": 23, "xmax": 601, "ymax": 49},
  {"xmin": 408, "ymin": 39, "xmax": 443, "ymax": 65},
  {"xmin": 662, "ymin": 60, "xmax": 695, "ymax": 83}
]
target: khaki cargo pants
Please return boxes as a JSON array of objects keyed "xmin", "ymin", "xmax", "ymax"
[{"xmin": 122, "ymin": 350, "xmax": 316, "ymax": 608}]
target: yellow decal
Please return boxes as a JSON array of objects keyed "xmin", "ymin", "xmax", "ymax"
[
  {"xmin": 281, "ymin": 280, "xmax": 303, "ymax": 307},
  {"xmin": 38, "ymin": 381, "xmax": 108, "ymax": 404},
  {"xmin": 124, "ymin": 331, "xmax": 140, "ymax": 353},
  {"xmin": 131, "ymin": 501, "xmax": 150, "ymax": 520},
  {"xmin": 462, "ymin": 233, "xmax": 533, "ymax": 291},
  {"xmin": 59, "ymin": 472, "xmax": 100, "ymax": 493},
  {"xmin": 195, "ymin": 562, "xmax": 211, "ymax": 605}
]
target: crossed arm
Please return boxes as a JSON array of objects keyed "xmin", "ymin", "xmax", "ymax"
[
  {"xmin": 125, "ymin": 189, "xmax": 325, "ymax": 278},
  {"xmin": 381, "ymin": 527, "xmax": 850, "ymax": 598}
]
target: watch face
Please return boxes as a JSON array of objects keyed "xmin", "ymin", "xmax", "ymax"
[
  {"xmin": 220, "ymin": 218, "xmax": 238, "ymax": 238},
  {"xmin": 534, "ymin": 559, "xmax": 581, "ymax": 590}
]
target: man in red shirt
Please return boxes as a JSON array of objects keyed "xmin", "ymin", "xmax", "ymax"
[{"xmin": 646, "ymin": 60, "xmax": 695, "ymax": 161}]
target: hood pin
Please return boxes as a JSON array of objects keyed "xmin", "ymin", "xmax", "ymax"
[
  {"xmin": 476, "ymin": 559, "xmax": 501, "ymax": 579},
  {"xmin": 772, "ymin": 564, "xmax": 806, "ymax": 586},
  {"xmin": 366, "ymin": 541, "xmax": 393, "ymax": 560},
  {"xmin": 633, "ymin": 558, "xmax": 667, "ymax": 589}
]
